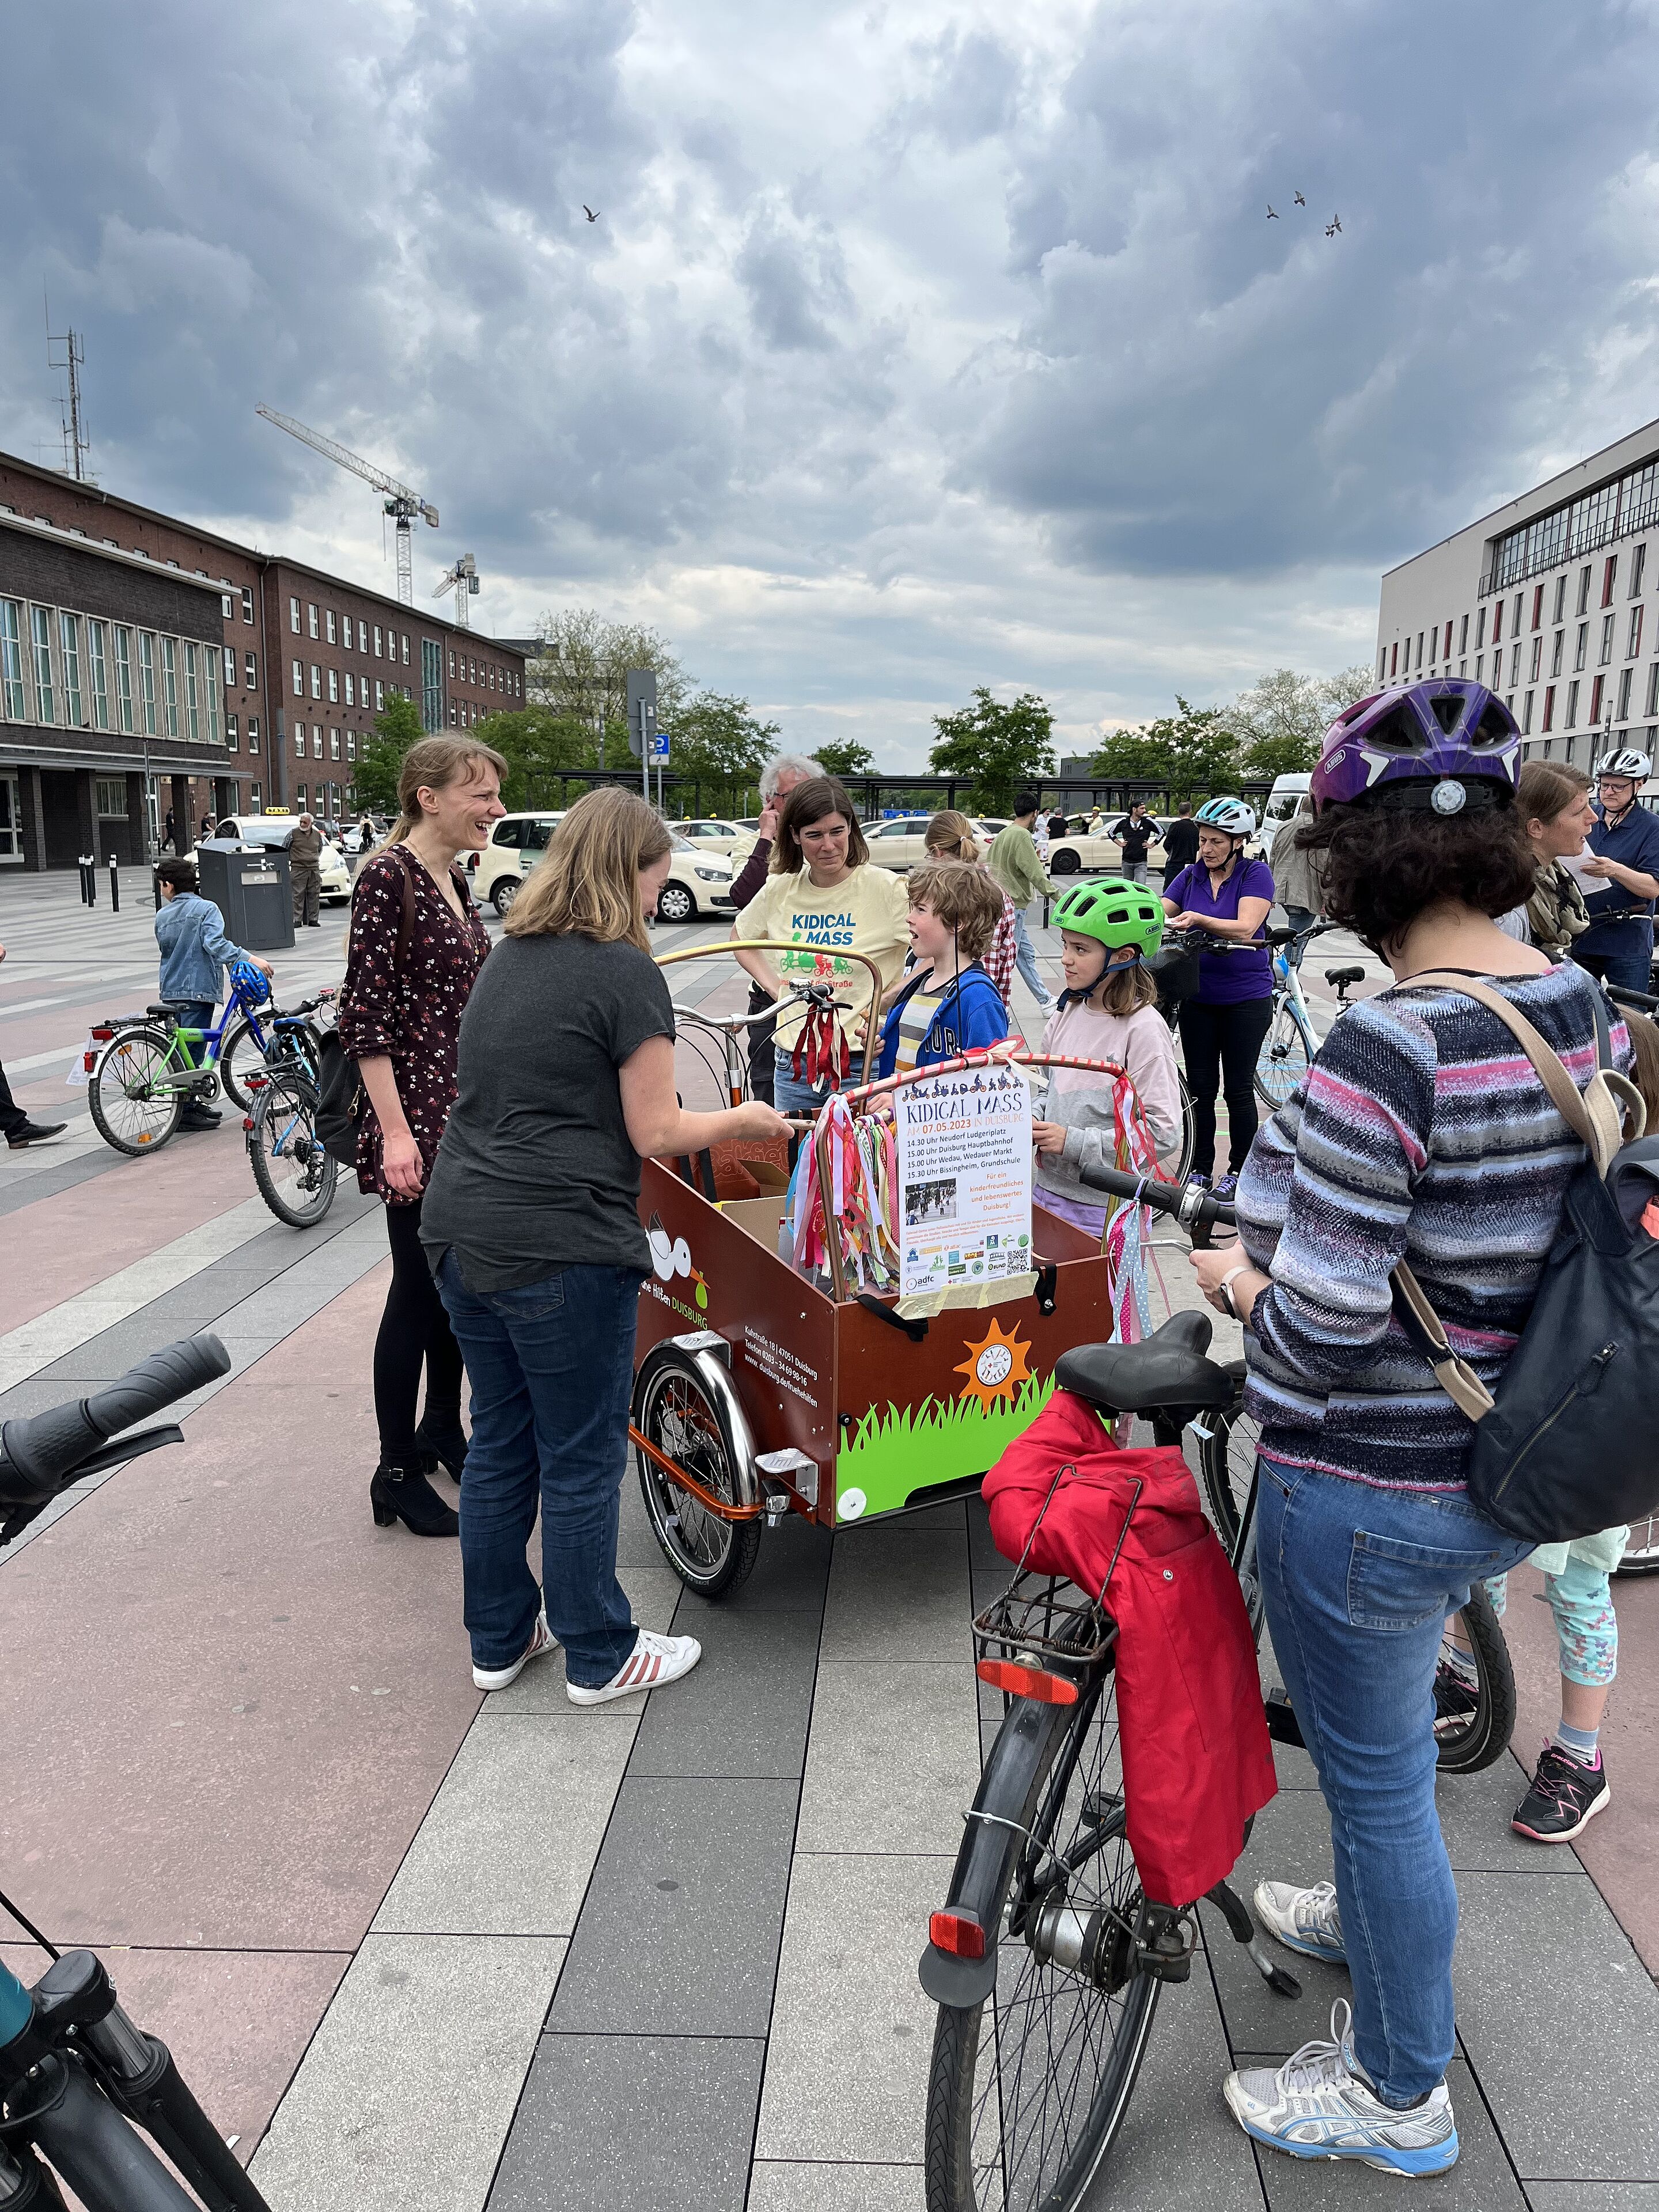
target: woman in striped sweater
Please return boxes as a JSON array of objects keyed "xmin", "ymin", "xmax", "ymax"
[{"xmin": 1190, "ymin": 680, "xmax": 1631, "ymax": 2181}]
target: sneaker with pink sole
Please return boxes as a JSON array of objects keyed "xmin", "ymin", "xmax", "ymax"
[{"xmin": 567, "ymin": 1627, "xmax": 702, "ymax": 1706}]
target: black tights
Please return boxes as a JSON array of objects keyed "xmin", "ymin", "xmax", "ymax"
[
  {"xmin": 1179, "ymin": 995, "xmax": 1274, "ymax": 1177},
  {"xmin": 374, "ymin": 1198, "xmax": 463, "ymax": 1469}
]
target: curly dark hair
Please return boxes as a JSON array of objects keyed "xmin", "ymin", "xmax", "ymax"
[{"xmin": 1296, "ymin": 794, "xmax": 1535, "ymax": 952}]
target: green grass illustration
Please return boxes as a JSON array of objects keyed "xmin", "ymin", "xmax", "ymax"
[{"xmin": 836, "ymin": 1374, "xmax": 1055, "ymax": 1520}]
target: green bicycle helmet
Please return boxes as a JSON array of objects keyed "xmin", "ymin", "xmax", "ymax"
[{"xmin": 1051, "ymin": 877, "xmax": 1165, "ymax": 959}]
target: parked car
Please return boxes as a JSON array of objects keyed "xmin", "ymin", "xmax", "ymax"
[
  {"xmin": 471, "ymin": 813, "xmax": 737, "ymax": 922},
  {"xmin": 862, "ymin": 815, "xmax": 1002, "ymax": 872},
  {"xmin": 198, "ymin": 817, "xmax": 351, "ymax": 904},
  {"xmin": 671, "ymin": 817, "xmax": 759, "ymax": 861},
  {"xmin": 1047, "ymin": 812, "xmax": 1169, "ymax": 877}
]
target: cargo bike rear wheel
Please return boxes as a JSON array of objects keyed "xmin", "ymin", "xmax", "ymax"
[{"xmin": 632, "ymin": 1345, "xmax": 763, "ymax": 1599}]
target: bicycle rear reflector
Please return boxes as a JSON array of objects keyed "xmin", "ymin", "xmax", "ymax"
[
  {"xmin": 929, "ymin": 1909, "xmax": 986, "ymax": 1960},
  {"xmin": 976, "ymin": 1658, "xmax": 1080, "ymax": 1705}
]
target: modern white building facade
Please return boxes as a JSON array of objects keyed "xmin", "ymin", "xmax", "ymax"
[{"xmin": 1377, "ymin": 418, "xmax": 1659, "ymax": 770}]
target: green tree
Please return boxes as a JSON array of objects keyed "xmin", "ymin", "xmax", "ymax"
[
  {"xmin": 1091, "ymin": 697, "xmax": 1241, "ymax": 801},
  {"xmin": 814, "ymin": 738, "xmax": 873, "ymax": 779},
  {"xmin": 928, "ymin": 688, "xmax": 1055, "ymax": 812},
  {"xmin": 664, "ymin": 692, "xmax": 781, "ymax": 815},
  {"xmin": 1230, "ymin": 664, "xmax": 1376, "ymax": 781},
  {"xmin": 355, "ymin": 692, "xmax": 424, "ymax": 812},
  {"xmin": 478, "ymin": 707, "xmax": 604, "ymax": 810},
  {"xmin": 526, "ymin": 608, "xmax": 692, "ymax": 740}
]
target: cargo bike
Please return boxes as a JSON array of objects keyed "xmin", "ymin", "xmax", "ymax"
[{"xmin": 628, "ymin": 942, "xmax": 1168, "ymax": 1599}]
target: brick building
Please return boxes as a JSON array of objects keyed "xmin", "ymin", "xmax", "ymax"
[{"xmin": 0, "ymin": 450, "xmax": 526, "ymax": 867}]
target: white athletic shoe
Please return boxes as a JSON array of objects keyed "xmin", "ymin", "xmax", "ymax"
[
  {"xmin": 472, "ymin": 1611, "xmax": 554, "ymax": 1692},
  {"xmin": 567, "ymin": 1627, "xmax": 702, "ymax": 1706},
  {"xmin": 1254, "ymin": 1878, "xmax": 1348, "ymax": 1965},
  {"xmin": 1224, "ymin": 2002, "xmax": 1459, "ymax": 2176}
]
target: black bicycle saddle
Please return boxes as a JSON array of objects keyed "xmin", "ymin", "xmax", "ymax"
[
  {"xmin": 1055, "ymin": 1309, "xmax": 1235, "ymax": 1414},
  {"xmin": 1325, "ymin": 965, "xmax": 1365, "ymax": 990}
]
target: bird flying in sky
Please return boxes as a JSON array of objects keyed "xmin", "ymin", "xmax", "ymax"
[
  {"xmin": 1325, "ymin": 213, "xmax": 1342, "ymax": 236},
  {"xmin": 1294, "ymin": 191, "xmax": 1306, "ymax": 207},
  {"xmin": 582, "ymin": 204, "xmax": 599, "ymax": 223},
  {"xmin": 1267, "ymin": 204, "xmax": 1279, "ymax": 219}
]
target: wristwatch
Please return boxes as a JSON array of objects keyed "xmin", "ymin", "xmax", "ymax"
[{"xmin": 1218, "ymin": 1264, "xmax": 1251, "ymax": 1320}]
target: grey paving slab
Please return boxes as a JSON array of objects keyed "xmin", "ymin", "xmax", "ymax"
[
  {"xmin": 491, "ymin": 2033, "xmax": 763, "ymax": 2212},
  {"xmin": 373, "ymin": 1713, "xmax": 637, "ymax": 1937},
  {"xmin": 1088, "ymin": 1970, "xmax": 1267, "ymax": 2210},
  {"xmin": 755, "ymin": 1851, "xmax": 942, "ymax": 2164},
  {"xmin": 1235, "ymin": 2058, "xmax": 1523, "ymax": 2209},
  {"xmin": 1203, "ymin": 1789, "xmax": 1354, "ymax": 2053},
  {"xmin": 965, "ymin": 1491, "xmax": 1003, "ymax": 1569},
  {"xmin": 548, "ymin": 1775, "xmax": 798, "ymax": 2035},
  {"xmin": 819, "ymin": 1522, "xmax": 974, "ymax": 1662},
  {"xmin": 672, "ymin": 1510, "xmax": 834, "ymax": 1615},
  {"xmin": 249, "ymin": 1931, "xmax": 565, "ymax": 2212},
  {"xmin": 1455, "ymin": 1871, "xmax": 1659, "ymax": 2182},
  {"xmin": 1524, "ymin": 2190, "xmax": 1659, "ymax": 2209},
  {"xmin": 748, "ymin": 2161, "xmax": 923, "ymax": 2209},
  {"xmin": 0, "ymin": 1143, "xmax": 127, "ymax": 1215},
  {"xmin": 1436, "ymin": 1750, "xmax": 1589, "ymax": 1874},
  {"xmin": 798, "ymin": 1660, "xmax": 980, "ymax": 1854},
  {"xmin": 485, "ymin": 1565, "xmax": 684, "ymax": 1716},
  {"xmin": 29, "ymin": 1274, "xmax": 286, "ymax": 1378},
  {"xmin": 628, "ymin": 1602, "xmax": 821, "ymax": 1778}
]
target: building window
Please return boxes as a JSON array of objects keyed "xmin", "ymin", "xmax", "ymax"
[
  {"xmin": 58, "ymin": 612, "xmax": 83, "ymax": 727},
  {"xmin": 347, "ymin": 732, "xmax": 357, "ymax": 762},
  {"xmin": 290, "ymin": 597, "xmax": 301, "ymax": 633},
  {"xmin": 1590, "ymin": 674, "xmax": 1605, "ymax": 725},
  {"xmin": 1522, "ymin": 691, "xmax": 1535, "ymax": 734},
  {"xmin": 1630, "ymin": 606, "xmax": 1645, "ymax": 661},
  {"xmin": 401, "ymin": 632, "xmax": 410, "ymax": 665},
  {"xmin": 294, "ymin": 726, "xmax": 305, "ymax": 759},
  {"xmin": 183, "ymin": 640, "xmax": 201, "ymax": 743},
  {"xmin": 375, "ymin": 679, "xmax": 384, "ymax": 711},
  {"xmin": 1529, "ymin": 636, "xmax": 1541, "ymax": 683},
  {"xmin": 1632, "ymin": 544, "xmax": 1648, "ymax": 600},
  {"xmin": 312, "ymin": 728, "xmax": 324, "ymax": 760},
  {"xmin": 327, "ymin": 667, "xmax": 339, "ymax": 704},
  {"xmin": 1575, "ymin": 623, "xmax": 1589, "ymax": 672},
  {"xmin": 1543, "ymin": 685, "xmax": 1556, "ymax": 732},
  {"xmin": 1476, "ymin": 605, "xmax": 1487, "ymax": 648},
  {"xmin": 1603, "ymin": 556, "xmax": 1618, "ymax": 608},
  {"xmin": 1566, "ymin": 679, "xmax": 1580, "ymax": 727},
  {"xmin": 95, "ymin": 778, "xmax": 127, "ymax": 817},
  {"xmin": 1646, "ymin": 665, "xmax": 1659, "ymax": 719},
  {"xmin": 297, "ymin": 782, "xmax": 307, "ymax": 808},
  {"xmin": 449, "ymin": 700, "xmax": 457, "ymax": 725},
  {"xmin": 1577, "ymin": 566, "xmax": 1592, "ymax": 616},
  {"xmin": 250, "ymin": 781, "xmax": 262, "ymax": 811},
  {"xmin": 1389, "ymin": 641, "xmax": 1398, "ymax": 677},
  {"xmin": 243, "ymin": 586, "xmax": 255, "ymax": 624},
  {"xmin": 329, "ymin": 728, "xmax": 340, "ymax": 760},
  {"xmin": 224, "ymin": 646, "xmax": 236, "ymax": 689},
  {"xmin": 87, "ymin": 619, "xmax": 109, "ymax": 730},
  {"xmin": 326, "ymin": 609, "xmax": 337, "ymax": 645},
  {"xmin": 245, "ymin": 651, "xmax": 257, "ymax": 690},
  {"xmin": 1492, "ymin": 602, "xmax": 1503, "ymax": 644},
  {"xmin": 1510, "ymin": 641, "xmax": 1522, "ymax": 686},
  {"xmin": 28, "ymin": 607, "xmax": 55, "ymax": 725},
  {"xmin": 138, "ymin": 632, "xmax": 157, "ymax": 736},
  {"xmin": 1531, "ymin": 584, "xmax": 1544, "ymax": 630},
  {"xmin": 448, "ymin": 648, "xmax": 456, "ymax": 677},
  {"xmin": 291, "ymin": 658, "xmax": 304, "ymax": 696},
  {"xmin": 308, "ymin": 603, "xmax": 319, "ymax": 639},
  {"xmin": 227, "ymin": 712, "xmax": 240, "ymax": 752},
  {"xmin": 222, "ymin": 591, "xmax": 234, "ymax": 622},
  {"xmin": 160, "ymin": 636, "xmax": 179, "ymax": 737},
  {"xmin": 1512, "ymin": 592, "xmax": 1523, "ymax": 637},
  {"xmin": 342, "ymin": 671, "xmax": 353, "ymax": 707},
  {"xmin": 1474, "ymin": 654, "xmax": 1483, "ymax": 683},
  {"xmin": 373, "ymin": 624, "xmax": 383, "ymax": 657},
  {"xmin": 248, "ymin": 717, "xmax": 260, "ymax": 754},
  {"xmin": 0, "ymin": 601, "xmax": 24, "ymax": 721},
  {"xmin": 113, "ymin": 626, "xmax": 135, "ymax": 733},
  {"xmin": 1457, "ymin": 613, "xmax": 1468, "ymax": 656},
  {"xmin": 1600, "ymin": 612, "xmax": 1616, "ymax": 664},
  {"xmin": 310, "ymin": 664, "xmax": 322, "ymax": 699},
  {"xmin": 1554, "ymin": 575, "xmax": 1567, "ymax": 624},
  {"xmin": 421, "ymin": 637, "xmax": 443, "ymax": 732},
  {"xmin": 1617, "ymin": 668, "xmax": 1634, "ymax": 721},
  {"xmin": 1550, "ymin": 630, "xmax": 1563, "ymax": 677}
]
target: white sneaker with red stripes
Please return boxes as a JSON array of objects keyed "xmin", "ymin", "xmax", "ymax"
[{"xmin": 567, "ymin": 1627, "xmax": 703, "ymax": 1706}]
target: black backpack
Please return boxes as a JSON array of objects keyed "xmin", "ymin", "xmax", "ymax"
[
  {"xmin": 316, "ymin": 850, "xmax": 417, "ymax": 1166},
  {"xmin": 1390, "ymin": 972, "xmax": 1658, "ymax": 1544}
]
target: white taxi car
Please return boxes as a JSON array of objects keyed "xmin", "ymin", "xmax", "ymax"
[
  {"xmin": 862, "ymin": 815, "xmax": 1002, "ymax": 872},
  {"xmin": 203, "ymin": 817, "xmax": 352, "ymax": 904},
  {"xmin": 471, "ymin": 813, "xmax": 737, "ymax": 922},
  {"xmin": 671, "ymin": 817, "xmax": 758, "ymax": 862}
]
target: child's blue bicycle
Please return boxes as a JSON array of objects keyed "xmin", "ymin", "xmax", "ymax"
[{"xmin": 85, "ymin": 963, "xmax": 321, "ymax": 1158}]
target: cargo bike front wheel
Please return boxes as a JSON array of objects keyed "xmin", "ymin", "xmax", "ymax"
[{"xmin": 632, "ymin": 1345, "xmax": 763, "ymax": 1599}]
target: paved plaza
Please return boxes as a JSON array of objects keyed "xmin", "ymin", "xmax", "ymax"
[{"xmin": 1, "ymin": 869, "xmax": 1657, "ymax": 2210}]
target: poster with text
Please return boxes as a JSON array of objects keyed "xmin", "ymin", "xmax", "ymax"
[{"xmin": 894, "ymin": 1064, "xmax": 1034, "ymax": 1310}]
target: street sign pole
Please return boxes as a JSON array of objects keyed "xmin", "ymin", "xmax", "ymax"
[{"xmin": 625, "ymin": 669, "xmax": 660, "ymax": 807}]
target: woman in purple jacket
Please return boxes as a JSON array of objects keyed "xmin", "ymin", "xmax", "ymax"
[{"xmin": 1161, "ymin": 797, "xmax": 1275, "ymax": 1196}]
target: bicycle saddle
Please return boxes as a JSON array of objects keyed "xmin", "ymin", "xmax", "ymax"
[
  {"xmin": 1055, "ymin": 1309, "xmax": 1235, "ymax": 1414},
  {"xmin": 147, "ymin": 1002, "xmax": 185, "ymax": 1017},
  {"xmin": 1324, "ymin": 965, "xmax": 1365, "ymax": 990}
]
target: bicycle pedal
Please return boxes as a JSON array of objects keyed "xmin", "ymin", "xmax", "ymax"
[{"xmin": 1081, "ymin": 1789, "xmax": 1123, "ymax": 1828}]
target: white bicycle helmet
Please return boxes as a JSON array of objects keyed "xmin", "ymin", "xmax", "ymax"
[
  {"xmin": 1192, "ymin": 796, "xmax": 1257, "ymax": 836},
  {"xmin": 1599, "ymin": 749, "xmax": 1652, "ymax": 780}
]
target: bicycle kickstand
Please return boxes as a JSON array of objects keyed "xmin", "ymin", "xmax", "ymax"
[{"xmin": 1203, "ymin": 1880, "xmax": 1301, "ymax": 1999}]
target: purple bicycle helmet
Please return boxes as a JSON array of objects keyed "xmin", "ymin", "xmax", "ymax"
[{"xmin": 1310, "ymin": 679, "xmax": 1521, "ymax": 816}]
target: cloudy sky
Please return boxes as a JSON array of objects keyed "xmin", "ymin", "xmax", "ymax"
[{"xmin": 4, "ymin": 0, "xmax": 1658, "ymax": 767}]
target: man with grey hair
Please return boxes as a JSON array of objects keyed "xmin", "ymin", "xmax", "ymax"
[
  {"xmin": 729, "ymin": 752, "xmax": 821, "ymax": 1104},
  {"xmin": 287, "ymin": 810, "xmax": 325, "ymax": 927}
]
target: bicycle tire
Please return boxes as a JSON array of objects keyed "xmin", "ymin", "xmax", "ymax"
[
  {"xmin": 1171, "ymin": 1070, "xmax": 1196, "ymax": 1182},
  {"xmin": 1434, "ymin": 1584, "xmax": 1516, "ymax": 1774},
  {"xmin": 88, "ymin": 1027, "xmax": 184, "ymax": 1157},
  {"xmin": 248, "ymin": 1074, "xmax": 338, "ymax": 1229},
  {"xmin": 1253, "ymin": 997, "xmax": 1310, "ymax": 1109},
  {"xmin": 924, "ymin": 1677, "xmax": 1162, "ymax": 2212},
  {"xmin": 217, "ymin": 1013, "xmax": 266, "ymax": 1111},
  {"xmin": 1615, "ymin": 1512, "xmax": 1659, "ymax": 1575},
  {"xmin": 634, "ymin": 1351, "xmax": 762, "ymax": 1598}
]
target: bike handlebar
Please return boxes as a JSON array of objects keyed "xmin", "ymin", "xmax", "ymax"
[
  {"xmin": 0, "ymin": 1334, "xmax": 231, "ymax": 1506},
  {"xmin": 1070, "ymin": 1163, "xmax": 1237, "ymax": 1247}
]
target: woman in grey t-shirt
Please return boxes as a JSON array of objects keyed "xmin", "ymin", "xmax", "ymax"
[{"xmin": 422, "ymin": 789, "xmax": 787, "ymax": 1706}]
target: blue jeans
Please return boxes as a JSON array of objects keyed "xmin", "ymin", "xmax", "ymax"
[
  {"xmin": 435, "ymin": 1252, "xmax": 644, "ymax": 1687},
  {"xmin": 1281, "ymin": 906, "xmax": 1318, "ymax": 969},
  {"xmin": 1011, "ymin": 903, "xmax": 1052, "ymax": 1005},
  {"xmin": 1256, "ymin": 1456, "xmax": 1531, "ymax": 2104},
  {"xmin": 1573, "ymin": 927, "xmax": 1653, "ymax": 995},
  {"xmin": 772, "ymin": 1047, "xmax": 839, "ymax": 1119}
]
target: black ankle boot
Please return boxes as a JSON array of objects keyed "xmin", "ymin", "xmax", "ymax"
[
  {"xmin": 370, "ymin": 1462, "xmax": 460, "ymax": 1537},
  {"xmin": 414, "ymin": 1411, "xmax": 469, "ymax": 1484}
]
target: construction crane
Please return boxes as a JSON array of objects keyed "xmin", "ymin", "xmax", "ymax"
[
  {"xmin": 255, "ymin": 404, "xmax": 438, "ymax": 605},
  {"xmin": 434, "ymin": 552, "xmax": 479, "ymax": 628}
]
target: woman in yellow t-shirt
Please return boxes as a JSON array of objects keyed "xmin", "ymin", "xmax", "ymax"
[{"xmin": 733, "ymin": 776, "xmax": 910, "ymax": 1115}]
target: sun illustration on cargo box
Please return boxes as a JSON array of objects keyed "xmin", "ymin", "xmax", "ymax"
[{"xmin": 954, "ymin": 1317, "xmax": 1033, "ymax": 1411}]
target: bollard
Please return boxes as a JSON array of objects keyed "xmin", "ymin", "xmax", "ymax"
[
  {"xmin": 78, "ymin": 853, "xmax": 96, "ymax": 907},
  {"xmin": 108, "ymin": 855, "xmax": 120, "ymax": 912}
]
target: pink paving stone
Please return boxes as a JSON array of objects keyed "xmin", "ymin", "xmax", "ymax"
[
  {"xmin": 0, "ymin": 1125, "xmax": 266, "ymax": 1338},
  {"xmin": 1, "ymin": 1942, "xmax": 347, "ymax": 2168},
  {"xmin": 1502, "ymin": 1558, "xmax": 1659, "ymax": 1972},
  {"xmin": 0, "ymin": 1261, "xmax": 483, "ymax": 1955}
]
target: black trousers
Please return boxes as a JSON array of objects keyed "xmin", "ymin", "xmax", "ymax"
[
  {"xmin": 746, "ymin": 983, "xmax": 779, "ymax": 1105},
  {"xmin": 0, "ymin": 1058, "xmax": 26, "ymax": 1139},
  {"xmin": 1179, "ymin": 995, "xmax": 1273, "ymax": 1177},
  {"xmin": 374, "ymin": 1198, "xmax": 464, "ymax": 1469}
]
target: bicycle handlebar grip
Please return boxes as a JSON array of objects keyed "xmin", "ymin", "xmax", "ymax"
[
  {"xmin": 1072, "ymin": 1162, "xmax": 1181, "ymax": 1210},
  {"xmin": 0, "ymin": 1334, "xmax": 230, "ymax": 1502}
]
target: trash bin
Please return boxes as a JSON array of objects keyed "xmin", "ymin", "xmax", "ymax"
[{"xmin": 196, "ymin": 840, "xmax": 296, "ymax": 953}]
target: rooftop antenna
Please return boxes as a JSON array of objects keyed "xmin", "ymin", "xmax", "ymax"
[{"xmin": 46, "ymin": 306, "xmax": 92, "ymax": 482}]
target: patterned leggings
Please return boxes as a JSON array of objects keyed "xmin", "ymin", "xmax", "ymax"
[{"xmin": 1482, "ymin": 1557, "xmax": 1618, "ymax": 1688}]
